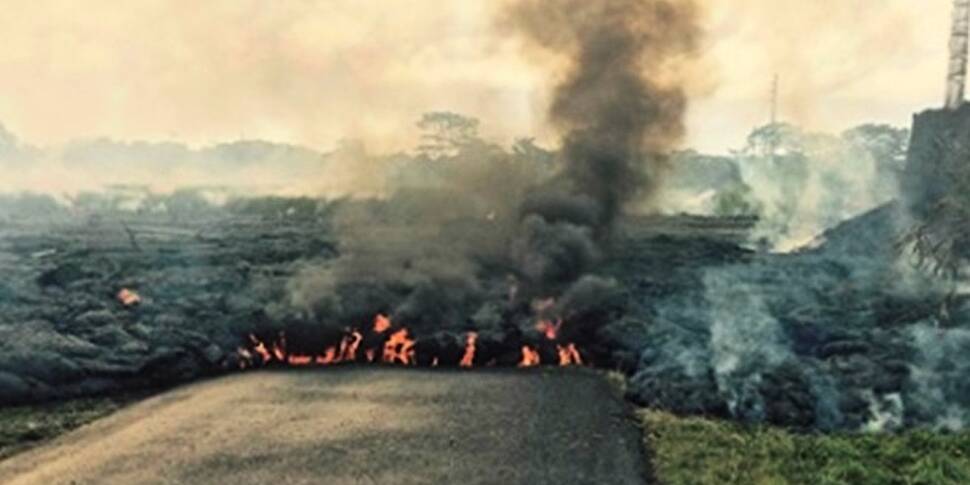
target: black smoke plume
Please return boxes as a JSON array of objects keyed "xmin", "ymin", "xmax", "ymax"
[
  {"xmin": 504, "ymin": 0, "xmax": 700, "ymax": 292},
  {"xmin": 252, "ymin": 0, "xmax": 703, "ymax": 370}
]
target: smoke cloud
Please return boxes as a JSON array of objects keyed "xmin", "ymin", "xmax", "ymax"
[
  {"xmin": 505, "ymin": 0, "xmax": 699, "ymax": 218},
  {"xmin": 503, "ymin": 0, "xmax": 700, "ymax": 294},
  {"xmin": 279, "ymin": 0, "xmax": 704, "ymax": 351}
]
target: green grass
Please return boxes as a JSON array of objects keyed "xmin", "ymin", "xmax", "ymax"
[
  {"xmin": 641, "ymin": 410, "xmax": 970, "ymax": 485},
  {"xmin": 0, "ymin": 395, "xmax": 139, "ymax": 459}
]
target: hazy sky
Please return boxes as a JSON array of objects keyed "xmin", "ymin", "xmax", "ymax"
[{"xmin": 0, "ymin": 0, "xmax": 952, "ymax": 154}]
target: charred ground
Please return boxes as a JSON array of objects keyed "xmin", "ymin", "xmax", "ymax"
[
  {"xmin": 0, "ymin": 206, "xmax": 734, "ymax": 403},
  {"xmin": 1, "ymin": 197, "xmax": 961, "ymax": 432}
]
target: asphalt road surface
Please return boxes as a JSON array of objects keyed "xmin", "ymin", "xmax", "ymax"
[{"xmin": 0, "ymin": 369, "xmax": 649, "ymax": 485}]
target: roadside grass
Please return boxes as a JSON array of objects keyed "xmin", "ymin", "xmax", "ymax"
[
  {"xmin": 640, "ymin": 409, "xmax": 970, "ymax": 485},
  {"xmin": 0, "ymin": 395, "xmax": 139, "ymax": 459}
]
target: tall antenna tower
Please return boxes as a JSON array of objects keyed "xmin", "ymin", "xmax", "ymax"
[{"xmin": 946, "ymin": 0, "xmax": 970, "ymax": 109}]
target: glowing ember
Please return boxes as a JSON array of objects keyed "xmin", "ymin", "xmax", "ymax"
[
  {"xmin": 117, "ymin": 288, "xmax": 141, "ymax": 306},
  {"xmin": 519, "ymin": 346, "xmax": 541, "ymax": 367},
  {"xmin": 460, "ymin": 332, "xmax": 478, "ymax": 368}
]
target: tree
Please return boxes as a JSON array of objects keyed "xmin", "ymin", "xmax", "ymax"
[
  {"xmin": 842, "ymin": 124, "xmax": 910, "ymax": 172},
  {"xmin": 899, "ymin": 136, "xmax": 970, "ymax": 279},
  {"xmin": 742, "ymin": 122, "xmax": 805, "ymax": 158},
  {"xmin": 416, "ymin": 112, "xmax": 481, "ymax": 160}
]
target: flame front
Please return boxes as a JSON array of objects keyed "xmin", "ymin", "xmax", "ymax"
[{"xmin": 239, "ymin": 313, "xmax": 587, "ymax": 370}]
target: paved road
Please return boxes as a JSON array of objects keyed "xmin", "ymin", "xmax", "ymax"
[{"xmin": 0, "ymin": 369, "xmax": 648, "ymax": 484}]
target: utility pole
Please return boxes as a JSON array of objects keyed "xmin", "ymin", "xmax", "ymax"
[
  {"xmin": 770, "ymin": 74, "xmax": 779, "ymax": 125},
  {"xmin": 946, "ymin": 0, "xmax": 970, "ymax": 109},
  {"xmin": 766, "ymin": 74, "xmax": 779, "ymax": 160}
]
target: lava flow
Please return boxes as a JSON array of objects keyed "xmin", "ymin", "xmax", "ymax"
[{"xmin": 238, "ymin": 314, "xmax": 586, "ymax": 370}]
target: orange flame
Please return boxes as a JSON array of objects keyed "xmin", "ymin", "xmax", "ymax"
[
  {"xmin": 460, "ymin": 332, "xmax": 478, "ymax": 368},
  {"xmin": 249, "ymin": 335, "xmax": 272, "ymax": 362},
  {"xmin": 287, "ymin": 355, "xmax": 312, "ymax": 366},
  {"xmin": 240, "ymin": 313, "xmax": 587, "ymax": 371},
  {"xmin": 519, "ymin": 346, "xmax": 541, "ymax": 367},
  {"xmin": 557, "ymin": 344, "xmax": 583, "ymax": 366},
  {"xmin": 383, "ymin": 329, "xmax": 416, "ymax": 365},
  {"xmin": 271, "ymin": 333, "xmax": 286, "ymax": 362},
  {"xmin": 339, "ymin": 330, "xmax": 363, "ymax": 361},
  {"xmin": 373, "ymin": 314, "xmax": 392, "ymax": 334},
  {"xmin": 536, "ymin": 319, "xmax": 562, "ymax": 340},
  {"xmin": 316, "ymin": 347, "xmax": 337, "ymax": 365}
]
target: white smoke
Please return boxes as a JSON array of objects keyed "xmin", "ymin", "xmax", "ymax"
[
  {"xmin": 660, "ymin": 123, "xmax": 908, "ymax": 253},
  {"xmin": 705, "ymin": 269, "xmax": 793, "ymax": 419}
]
